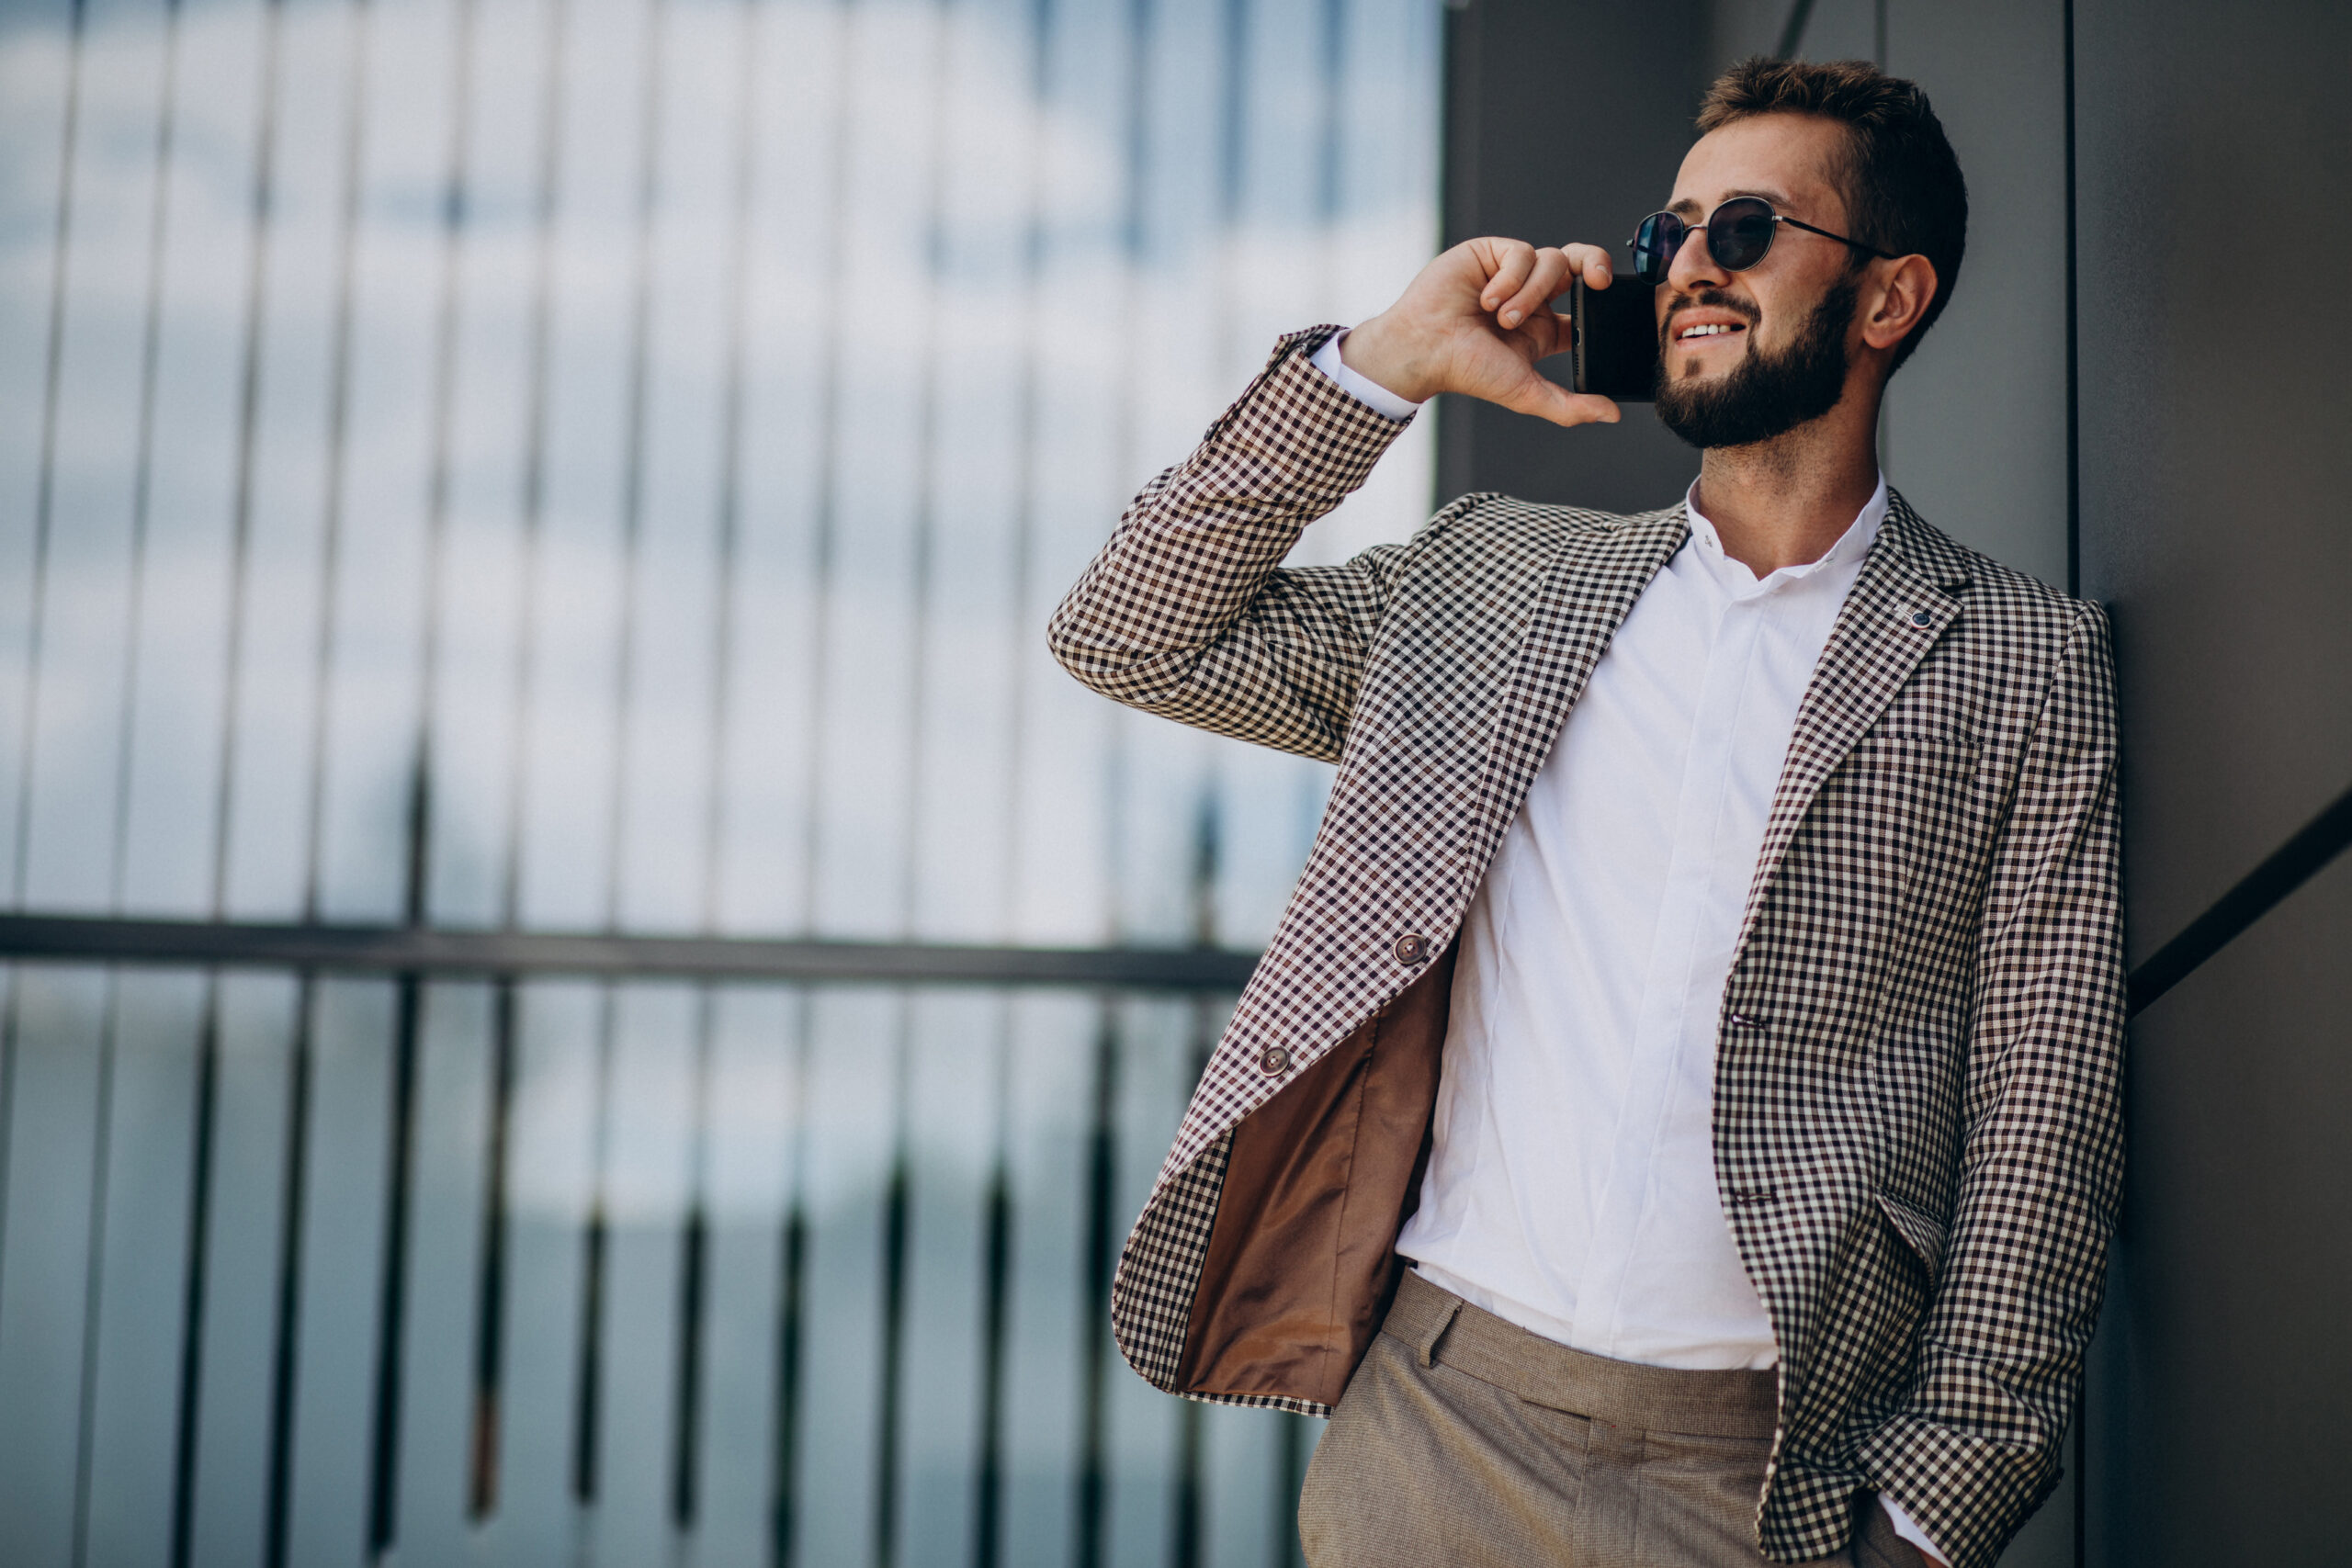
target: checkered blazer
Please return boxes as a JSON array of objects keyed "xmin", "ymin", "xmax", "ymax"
[{"xmin": 1049, "ymin": 328, "xmax": 2125, "ymax": 1568}]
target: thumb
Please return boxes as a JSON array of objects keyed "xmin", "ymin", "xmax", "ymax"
[{"xmin": 1502, "ymin": 369, "xmax": 1622, "ymax": 428}]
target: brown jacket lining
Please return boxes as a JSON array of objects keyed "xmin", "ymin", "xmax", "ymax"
[{"xmin": 1176, "ymin": 946, "xmax": 1455, "ymax": 1407}]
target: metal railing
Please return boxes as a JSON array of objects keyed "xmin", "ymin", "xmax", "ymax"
[{"xmin": 0, "ymin": 953, "xmax": 1317, "ymax": 1568}]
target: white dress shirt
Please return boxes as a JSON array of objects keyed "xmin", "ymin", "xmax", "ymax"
[{"xmin": 1307, "ymin": 333, "xmax": 1945, "ymax": 1565}]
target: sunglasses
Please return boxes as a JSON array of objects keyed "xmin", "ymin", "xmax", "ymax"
[{"xmin": 1627, "ymin": 196, "xmax": 1897, "ymax": 287}]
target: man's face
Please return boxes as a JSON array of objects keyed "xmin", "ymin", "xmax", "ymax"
[{"xmin": 1651, "ymin": 114, "xmax": 1866, "ymax": 449}]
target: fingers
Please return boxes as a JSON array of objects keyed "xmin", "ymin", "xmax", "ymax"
[
  {"xmin": 1428, "ymin": 239, "xmax": 1625, "ymax": 426},
  {"xmin": 1473, "ymin": 238, "xmax": 1538, "ymax": 320},
  {"xmin": 1493, "ymin": 247, "xmax": 1575, "ymax": 331},
  {"xmin": 1467, "ymin": 237, "xmax": 1616, "ymax": 332},
  {"xmin": 1563, "ymin": 242, "xmax": 1615, "ymax": 288}
]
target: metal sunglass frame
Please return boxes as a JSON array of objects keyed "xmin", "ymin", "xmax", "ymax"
[{"xmin": 1627, "ymin": 196, "xmax": 1899, "ymax": 285}]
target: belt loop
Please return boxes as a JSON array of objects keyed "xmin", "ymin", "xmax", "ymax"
[{"xmin": 1416, "ymin": 1297, "xmax": 1461, "ymax": 1369}]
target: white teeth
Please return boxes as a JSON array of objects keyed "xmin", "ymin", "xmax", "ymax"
[{"xmin": 1679, "ymin": 322, "xmax": 1741, "ymax": 340}]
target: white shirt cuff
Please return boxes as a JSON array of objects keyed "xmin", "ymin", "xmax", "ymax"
[
  {"xmin": 1307, "ymin": 329, "xmax": 1424, "ymax": 422},
  {"xmin": 1881, "ymin": 1496, "xmax": 1951, "ymax": 1565}
]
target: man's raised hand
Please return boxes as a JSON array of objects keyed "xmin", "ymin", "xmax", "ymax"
[{"xmin": 1337, "ymin": 238, "xmax": 1624, "ymax": 428}]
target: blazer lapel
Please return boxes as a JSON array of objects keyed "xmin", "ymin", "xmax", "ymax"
[
  {"xmin": 1734, "ymin": 491, "xmax": 1973, "ymax": 950},
  {"xmin": 1462, "ymin": 507, "xmax": 1691, "ymax": 883}
]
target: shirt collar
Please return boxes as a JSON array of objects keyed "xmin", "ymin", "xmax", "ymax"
[{"xmin": 1680, "ymin": 473, "xmax": 1888, "ymax": 592}]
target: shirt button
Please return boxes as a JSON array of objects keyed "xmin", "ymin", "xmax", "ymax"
[
  {"xmin": 1393, "ymin": 932, "xmax": 1429, "ymax": 964},
  {"xmin": 1259, "ymin": 1046, "xmax": 1292, "ymax": 1077},
  {"xmin": 1909, "ymin": 608, "xmax": 1933, "ymax": 627}
]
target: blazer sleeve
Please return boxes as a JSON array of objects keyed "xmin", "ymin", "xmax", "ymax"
[
  {"xmin": 1858, "ymin": 603, "xmax": 2129, "ymax": 1568},
  {"xmin": 1047, "ymin": 327, "xmax": 1425, "ymax": 764}
]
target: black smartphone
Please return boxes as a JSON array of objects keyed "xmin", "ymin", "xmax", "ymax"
[{"xmin": 1569, "ymin": 276, "xmax": 1661, "ymax": 401}]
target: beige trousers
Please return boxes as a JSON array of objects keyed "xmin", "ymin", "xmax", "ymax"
[{"xmin": 1298, "ymin": 1269, "xmax": 1922, "ymax": 1568}]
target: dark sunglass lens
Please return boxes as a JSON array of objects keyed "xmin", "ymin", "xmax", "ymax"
[
  {"xmin": 1709, "ymin": 197, "xmax": 1777, "ymax": 270},
  {"xmin": 1632, "ymin": 213, "xmax": 1682, "ymax": 284}
]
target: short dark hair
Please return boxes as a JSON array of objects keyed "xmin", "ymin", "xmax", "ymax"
[{"xmin": 1697, "ymin": 58, "xmax": 1968, "ymax": 371}]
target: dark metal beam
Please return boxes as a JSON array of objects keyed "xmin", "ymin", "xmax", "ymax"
[
  {"xmin": 2126, "ymin": 780, "xmax": 2352, "ymax": 1017},
  {"xmin": 0, "ymin": 913, "xmax": 1261, "ymax": 992}
]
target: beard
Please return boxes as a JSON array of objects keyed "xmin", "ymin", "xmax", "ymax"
[{"xmin": 1654, "ymin": 276, "xmax": 1859, "ymax": 450}]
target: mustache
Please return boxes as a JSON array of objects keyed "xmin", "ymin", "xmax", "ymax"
[{"xmin": 1660, "ymin": 289, "xmax": 1763, "ymax": 335}]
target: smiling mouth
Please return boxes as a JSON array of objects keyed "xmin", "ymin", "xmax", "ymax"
[{"xmin": 1674, "ymin": 321, "xmax": 1748, "ymax": 343}]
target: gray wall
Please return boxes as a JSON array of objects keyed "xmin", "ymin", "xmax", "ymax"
[
  {"xmin": 2072, "ymin": 1, "xmax": 2352, "ymax": 1562},
  {"xmin": 2090, "ymin": 852, "xmax": 2352, "ymax": 1567},
  {"xmin": 1880, "ymin": 0, "xmax": 2072, "ymax": 592},
  {"xmin": 2074, "ymin": 0, "xmax": 2352, "ymax": 950}
]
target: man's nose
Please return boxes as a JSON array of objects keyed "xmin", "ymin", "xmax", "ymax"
[{"xmin": 1666, "ymin": 221, "xmax": 1728, "ymax": 292}]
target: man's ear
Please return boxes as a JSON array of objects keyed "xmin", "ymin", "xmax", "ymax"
[{"xmin": 1860, "ymin": 254, "xmax": 1939, "ymax": 354}]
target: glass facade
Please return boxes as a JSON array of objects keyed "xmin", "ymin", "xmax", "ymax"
[{"xmin": 0, "ymin": 0, "xmax": 1442, "ymax": 1558}]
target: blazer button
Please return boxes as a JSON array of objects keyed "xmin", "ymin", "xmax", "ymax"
[
  {"xmin": 1726, "ymin": 1013, "xmax": 1764, "ymax": 1032},
  {"xmin": 1393, "ymin": 932, "xmax": 1430, "ymax": 964},
  {"xmin": 1910, "ymin": 607, "xmax": 1934, "ymax": 627},
  {"xmin": 1259, "ymin": 1046, "xmax": 1292, "ymax": 1076}
]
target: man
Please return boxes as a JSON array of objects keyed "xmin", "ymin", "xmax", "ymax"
[{"xmin": 1049, "ymin": 58, "xmax": 2121, "ymax": 1568}]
